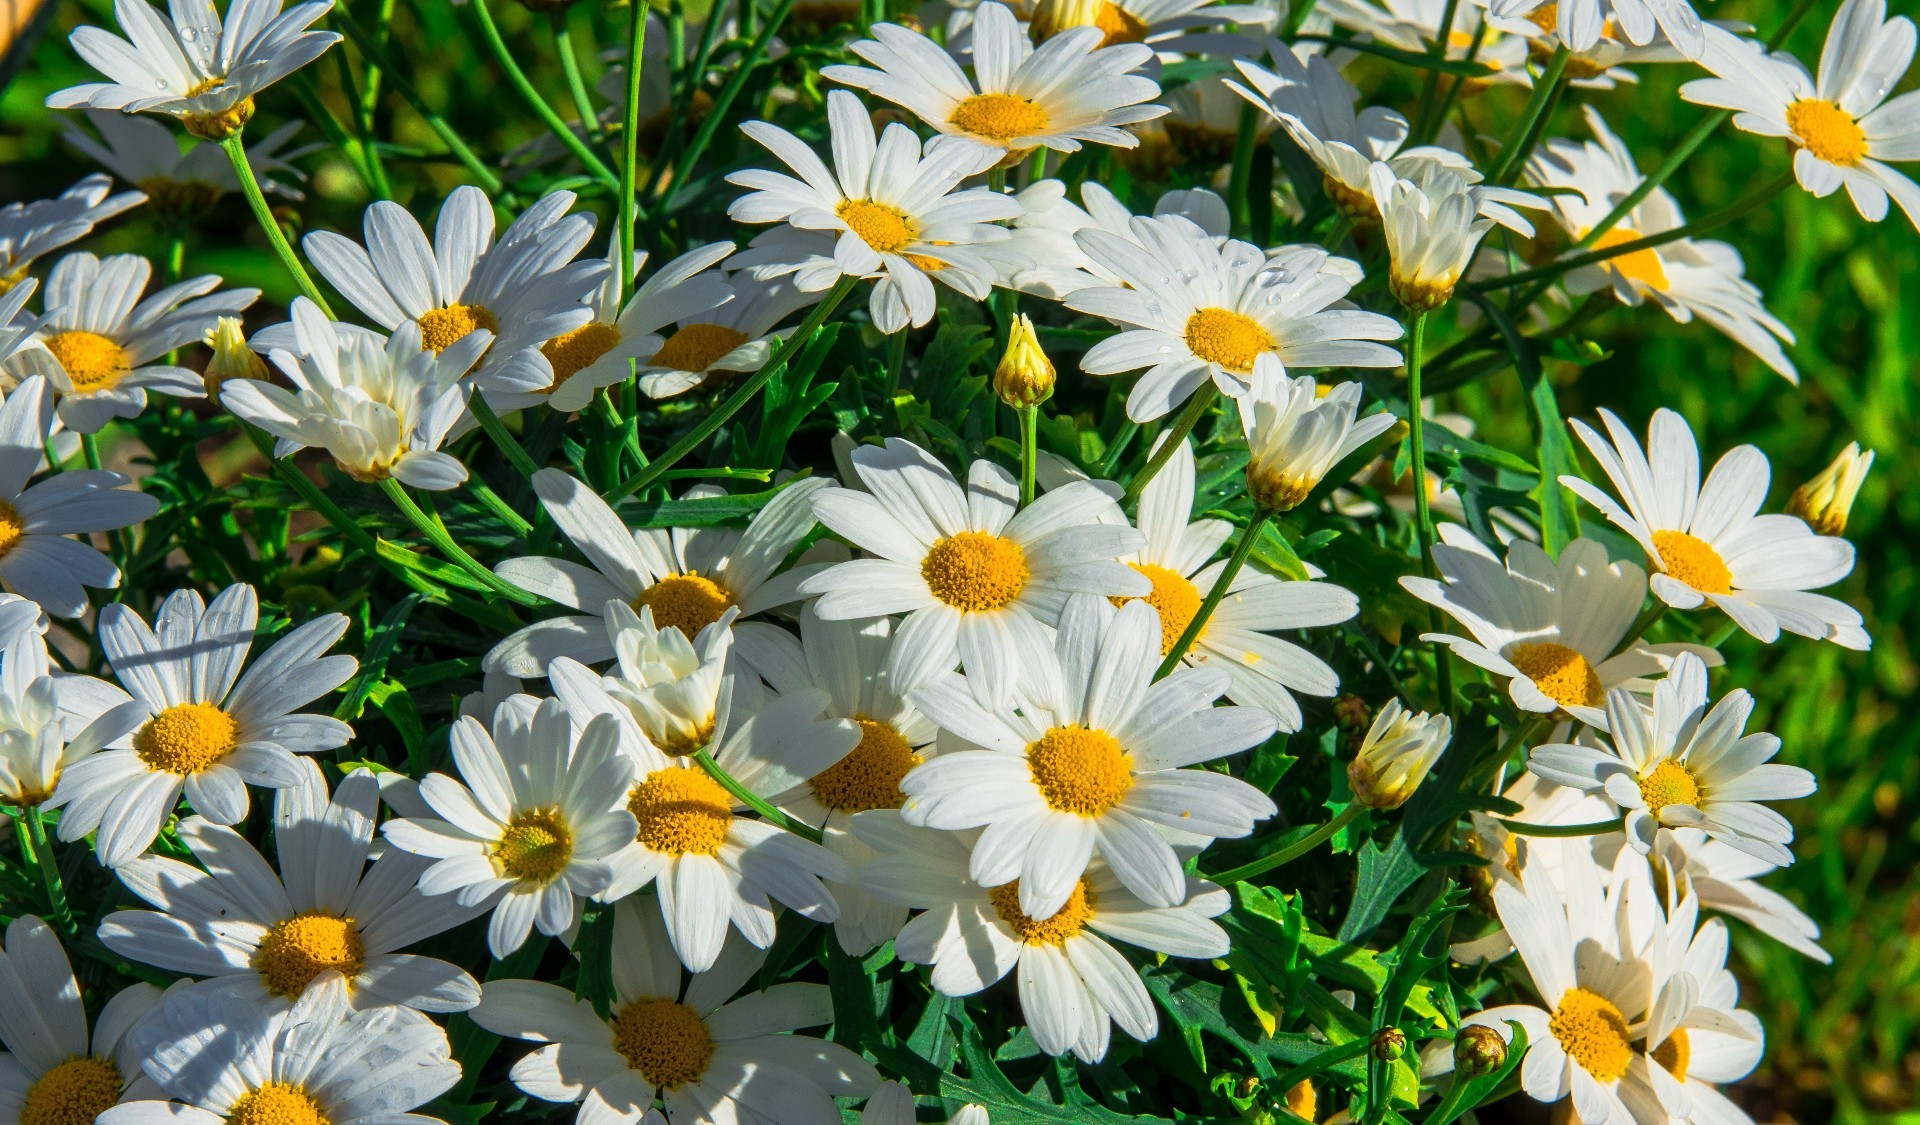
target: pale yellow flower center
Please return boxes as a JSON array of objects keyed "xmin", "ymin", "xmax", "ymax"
[
  {"xmin": 950, "ymin": 93, "xmax": 1052, "ymax": 142},
  {"xmin": 1651, "ymin": 529, "xmax": 1733, "ymax": 594},
  {"xmin": 495, "ymin": 807, "xmax": 574, "ymax": 883},
  {"xmin": 541, "ymin": 322, "xmax": 623, "ymax": 387},
  {"xmin": 134, "ymin": 702, "xmax": 239, "ymax": 774},
  {"xmin": 21, "ymin": 1057, "xmax": 122, "ymax": 1125},
  {"xmin": 417, "ymin": 303, "xmax": 499, "ymax": 354},
  {"xmin": 1114, "ymin": 563, "xmax": 1203, "ymax": 656},
  {"xmin": 1591, "ymin": 227, "xmax": 1669, "ymax": 291},
  {"xmin": 43, "ymin": 330, "xmax": 130, "ymax": 392},
  {"xmin": 632, "ymin": 573, "xmax": 736, "ymax": 640},
  {"xmin": 1639, "ymin": 760, "xmax": 1702, "ymax": 817},
  {"xmin": 613, "ymin": 997, "xmax": 715, "ymax": 1088},
  {"xmin": 921, "ymin": 531, "xmax": 1030, "ymax": 612},
  {"xmin": 1027, "ymin": 725, "xmax": 1134, "ymax": 816},
  {"xmin": 838, "ymin": 199, "xmax": 917, "ymax": 254},
  {"xmin": 1184, "ymin": 308, "xmax": 1273, "ymax": 375},
  {"xmin": 629, "ymin": 766, "xmax": 733, "ymax": 855},
  {"xmin": 989, "ymin": 877, "xmax": 1095, "ymax": 944},
  {"xmin": 1653, "ymin": 1029, "xmax": 1691, "ymax": 1081},
  {"xmin": 809, "ymin": 716, "xmax": 921, "ymax": 812},
  {"xmin": 253, "ymin": 912, "xmax": 366, "ymax": 997},
  {"xmin": 649, "ymin": 323, "xmax": 749, "ymax": 372},
  {"xmin": 1504, "ymin": 641, "xmax": 1603, "ymax": 710},
  {"xmin": 1550, "ymin": 986, "xmax": 1634, "ymax": 1083},
  {"xmin": 227, "ymin": 1082, "xmax": 330, "ymax": 1125},
  {"xmin": 0, "ymin": 499, "xmax": 25, "ymax": 559},
  {"xmin": 1787, "ymin": 98, "xmax": 1868, "ymax": 167}
]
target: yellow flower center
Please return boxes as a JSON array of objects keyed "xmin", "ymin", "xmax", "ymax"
[
  {"xmin": 1247, "ymin": 465, "xmax": 1317, "ymax": 513},
  {"xmin": 228, "ymin": 1082, "xmax": 329, "ymax": 1125},
  {"xmin": 494, "ymin": 807, "xmax": 574, "ymax": 883},
  {"xmin": 632, "ymin": 572, "xmax": 736, "ymax": 640},
  {"xmin": 809, "ymin": 716, "xmax": 921, "ymax": 812},
  {"xmin": 1503, "ymin": 641, "xmax": 1603, "ymax": 711},
  {"xmin": 1549, "ymin": 987, "xmax": 1634, "ymax": 1083},
  {"xmin": 988, "ymin": 878, "xmax": 1095, "ymax": 944},
  {"xmin": 1638, "ymin": 760, "xmax": 1702, "ymax": 817},
  {"xmin": 1653, "ymin": 1029, "xmax": 1690, "ymax": 1081},
  {"xmin": 838, "ymin": 199, "xmax": 917, "ymax": 254},
  {"xmin": 133, "ymin": 702, "xmax": 239, "ymax": 775},
  {"xmin": 1027, "ymin": 725, "xmax": 1134, "ymax": 816},
  {"xmin": 1787, "ymin": 98, "xmax": 1868, "ymax": 167},
  {"xmin": 1322, "ymin": 173, "xmax": 1378, "ymax": 220},
  {"xmin": 629, "ymin": 766, "xmax": 733, "ymax": 855},
  {"xmin": 0, "ymin": 264, "xmax": 29, "ymax": 295},
  {"xmin": 20, "ymin": 1057, "xmax": 122, "ymax": 1125},
  {"xmin": 1591, "ymin": 226, "xmax": 1669, "ymax": 292},
  {"xmin": 921, "ymin": 531, "xmax": 1030, "ymax": 612},
  {"xmin": 1650, "ymin": 530, "xmax": 1734, "ymax": 595},
  {"xmin": 180, "ymin": 92, "xmax": 255, "ymax": 142},
  {"xmin": 1524, "ymin": 1, "xmax": 1559, "ymax": 33},
  {"xmin": 904, "ymin": 253, "xmax": 950, "ymax": 271},
  {"xmin": 540, "ymin": 322, "xmax": 623, "ymax": 387},
  {"xmin": 0, "ymin": 499, "xmax": 25, "ymax": 559},
  {"xmin": 1183, "ymin": 307, "xmax": 1273, "ymax": 376},
  {"xmin": 612, "ymin": 997, "xmax": 715, "ymax": 1089},
  {"xmin": 43, "ymin": 330, "xmax": 130, "ymax": 392},
  {"xmin": 649, "ymin": 323, "xmax": 750, "ymax": 372},
  {"xmin": 1034, "ymin": 0, "xmax": 1149, "ymax": 45},
  {"xmin": 253, "ymin": 912, "xmax": 366, "ymax": 997},
  {"xmin": 1114, "ymin": 563, "xmax": 1203, "ymax": 656},
  {"xmin": 949, "ymin": 94, "xmax": 1052, "ymax": 143},
  {"xmin": 417, "ymin": 303, "xmax": 500, "ymax": 354}
]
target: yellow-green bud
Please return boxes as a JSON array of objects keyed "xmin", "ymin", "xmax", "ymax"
[
  {"xmin": 1348, "ymin": 698, "xmax": 1451, "ymax": 811},
  {"xmin": 1454, "ymin": 1024, "xmax": 1508, "ymax": 1077},
  {"xmin": 203, "ymin": 317, "xmax": 267, "ymax": 398},
  {"xmin": 994, "ymin": 314, "xmax": 1056, "ymax": 409},
  {"xmin": 1786, "ymin": 442, "xmax": 1873, "ymax": 537},
  {"xmin": 1371, "ymin": 1027, "xmax": 1408, "ymax": 1061}
]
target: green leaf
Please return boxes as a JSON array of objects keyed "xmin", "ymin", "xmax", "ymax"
[
  {"xmin": 1459, "ymin": 289, "xmax": 1580, "ymax": 553},
  {"xmin": 872, "ymin": 1023, "xmax": 1176, "ymax": 1123},
  {"xmin": 1338, "ymin": 833, "xmax": 1429, "ymax": 944}
]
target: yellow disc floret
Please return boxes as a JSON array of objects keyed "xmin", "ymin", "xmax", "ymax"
[
  {"xmin": 1591, "ymin": 227, "xmax": 1669, "ymax": 292},
  {"xmin": 1504, "ymin": 641, "xmax": 1603, "ymax": 711},
  {"xmin": 541, "ymin": 322, "xmax": 623, "ymax": 387},
  {"xmin": 650, "ymin": 323, "xmax": 750, "ymax": 372},
  {"xmin": 988, "ymin": 878, "xmax": 1095, "ymax": 944},
  {"xmin": 1652, "ymin": 1029, "xmax": 1690, "ymax": 1081},
  {"xmin": 1116, "ymin": 563, "xmax": 1203, "ymax": 656},
  {"xmin": 633, "ymin": 573, "xmax": 736, "ymax": 639},
  {"xmin": 227, "ymin": 1082, "xmax": 330, "ymax": 1125},
  {"xmin": 950, "ymin": 94, "xmax": 1052, "ymax": 143},
  {"xmin": 629, "ymin": 766, "xmax": 733, "ymax": 855},
  {"xmin": 495, "ymin": 807, "xmax": 574, "ymax": 883},
  {"xmin": 253, "ymin": 912, "xmax": 366, "ymax": 997},
  {"xmin": 1183, "ymin": 308, "xmax": 1273, "ymax": 376},
  {"xmin": 1639, "ymin": 760, "xmax": 1702, "ymax": 818},
  {"xmin": 43, "ymin": 330, "xmax": 130, "ymax": 392},
  {"xmin": 0, "ymin": 499, "xmax": 25, "ymax": 559},
  {"xmin": 134, "ymin": 702, "xmax": 239, "ymax": 775},
  {"xmin": 1549, "ymin": 987, "xmax": 1634, "ymax": 1083},
  {"xmin": 1787, "ymin": 98, "xmax": 1868, "ymax": 167},
  {"xmin": 1027, "ymin": 725, "xmax": 1134, "ymax": 816},
  {"xmin": 417, "ymin": 303, "xmax": 500, "ymax": 354},
  {"xmin": 809, "ymin": 716, "xmax": 921, "ymax": 812},
  {"xmin": 921, "ymin": 531, "xmax": 1031, "ymax": 612},
  {"xmin": 21, "ymin": 1057, "xmax": 122, "ymax": 1125},
  {"xmin": 1651, "ymin": 530, "xmax": 1734, "ymax": 595},
  {"xmin": 612, "ymin": 997, "xmax": 716, "ymax": 1089},
  {"xmin": 838, "ymin": 199, "xmax": 917, "ymax": 254}
]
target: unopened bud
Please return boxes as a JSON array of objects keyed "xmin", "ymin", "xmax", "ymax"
[
  {"xmin": 203, "ymin": 317, "xmax": 267, "ymax": 398},
  {"xmin": 1333, "ymin": 694, "xmax": 1371, "ymax": 733},
  {"xmin": 994, "ymin": 314, "xmax": 1055, "ymax": 408},
  {"xmin": 1371, "ymin": 1027, "xmax": 1407, "ymax": 1061},
  {"xmin": 1454, "ymin": 1024, "xmax": 1508, "ymax": 1077},
  {"xmin": 1786, "ymin": 442, "xmax": 1873, "ymax": 537},
  {"xmin": 1347, "ymin": 698, "xmax": 1451, "ymax": 811}
]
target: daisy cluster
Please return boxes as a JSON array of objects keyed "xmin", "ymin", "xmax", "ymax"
[{"xmin": 0, "ymin": 0, "xmax": 1895, "ymax": 1119}]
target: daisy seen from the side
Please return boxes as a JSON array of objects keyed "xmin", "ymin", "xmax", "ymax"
[
  {"xmin": 636, "ymin": 269, "xmax": 819, "ymax": 400},
  {"xmin": 0, "ymin": 174, "xmax": 143, "ymax": 293},
  {"xmin": 64, "ymin": 110, "xmax": 312, "ymax": 219},
  {"xmin": 0, "ymin": 595, "xmax": 146, "ymax": 810},
  {"xmin": 1239, "ymin": 372, "xmax": 1400, "ymax": 513},
  {"xmin": 1371, "ymin": 160, "xmax": 1539, "ymax": 310},
  {"xmin": 1489, "ymin": 0, "xmax": 1705, "ymax": 58}
]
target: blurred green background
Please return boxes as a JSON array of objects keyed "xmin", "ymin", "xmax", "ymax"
[{"xmin": 1, "ymin": 0, "xmax": 1914, "ymax": 1117}]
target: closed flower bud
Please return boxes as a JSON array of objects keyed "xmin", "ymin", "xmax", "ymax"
[
  {"xmin": 1371, "ymin": 1027, "xmax": 1408, "ymax": 1061},
  {"xmin": 1347, "ymin": 698, "xmax": 1451, "ymax": 810},
  {"xmin": 994, "ymin": 314, "xmax": 1055, "ymax": 408},
  {"xmin": 1454, "ymin": 1024, "xmax": 1508, "ymax": 1077},
  {"xmin": 203, "ymin": 317, "xmax": 267, "ymax": 398},
  {"xmin": 1787, "ymin": 442, "xmax": 1873, "ymax": 536},
  {"xmin": 1333, "ymin": 693, "xmax": 1372, "ymax": 733}
]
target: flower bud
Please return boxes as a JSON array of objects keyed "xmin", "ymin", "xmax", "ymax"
[
  {"xmin": 1786, "ymin": 442, "xmax": 1873, "ymax": 537},
  {"xmin": 1454, "ymin": 1024, "xmax": 1508, "ymax": 1077},
  {"xmin": 1347, "ymin": 698, "xmax": 1451, "ymax": 811},
  {"xmin": 1333, "ymin": 694, "xmax": 1372, "ymax": 734},
  {"xmin": 203, "ymin": 317, "xmax": 268, "ymax": 398},
  {"xmin": 1371, "ymin": 1027, "xmax": 1408, "ymax": 1061},
  {"xmin": 994, "ymin": 314, "xmax": 1055, "ymax": 409}
]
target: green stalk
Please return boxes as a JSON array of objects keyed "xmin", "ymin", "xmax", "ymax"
[
  {"xmin": 552, "ymin": 11, "xmax": 606, "ymax": 144},
  {"xmin": 330, "ymin": 6, "xmax": 505, "ymax": 195},
  {"xmin": 1018, "ymin": 405, "xmax": 1039, "ymax": 507},
  {"xmin": 1210, "ymin": 804, "xmax": 1365, "ymax": 885},
  {"xmin": 692, "ymin": 749, "xmax": 825, "ymax": 844},
  {"xmin": 659, "ymin": 0, "xmax": 798, "ymax": 205},
  {"xmin": 1226, "ymin": 103, "xmax": 1261, "ymax": 236},
  {"xmin": 618, "ymin": 0, "xmax": 647, "ymax": 300},
  {"xmin": 1485, "ymin": 44, "xmax": 1569, "ymax": 184},
  {"xmin": 1156, "ymin": 508, "xmax": 1272, "ymax": 679},
  {"xmin": 1404, "ymin": 311, "xmax": 1452, "ymax": 713},
  {"xmin": 468, "ymin": 394, "xmax": 542, "ymax": 478},
  {"xmin": 1570, "ymin": 111, "xmax": 1726, "ymax": 252},
  {"xmin": 470, "ymin": 479, "xmax": 534, "ymax": 536},
  {"xmin": 1121, "ymin": 384, "xmax": 1217, "ymax": 507},
  {"xmin": 1495, "ymin": 816, "xmax": 1627, "ymax": 837},
  {"xmin": 468, "ymin": 0, "xmax": 621, "ymax": 189},
  {"xmin": 21, "ymin": 809, "xmax": 75, "ymax": 935},
  {"xmin": 378, "ymin": 477, "xmax": 542, "ymax": 606},
  {"xmin": 221, "ymin": 135, "xmax": 334, "ymax": 315},
  {"xmin": 1408, "ymin": 0, "xmax": 1461, "ymax": 143}
]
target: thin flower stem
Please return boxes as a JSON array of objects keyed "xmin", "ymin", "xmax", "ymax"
[
  {"xmin": 1486, "ymin": 44, "xmax": 1569, "ymax": 184},
  {"xmin": 618, "ymin": 0, "xmax": 647, "ymax": 299},
  {"xmin": 470, "ymin": 479, "xmax": 534, "ymax": 536},
  {"xmin": 378, "ymin": 477, "xmax": 542, "ymax": 606},
  {"xmin": 468, "ymin": 0, "xmax": 621, "ymax": 189},
  {"xmin": 1019, "ymin": 405, "xmax": 1039, "ymax": 507},
  {"xmin": 1405, "ymin": 311, "xmax": 1452, "ymax": 713},
  {"xmin": 1210, "ymin": 804, "xmax": 1365, "ymax": 885},
  {"xmin": 1570, "ymin": 111, "xmax": 1727, "ymax": 252},
  {"xmin": 1608, "ymin": 602, "xmax": 1669, "ymax": 659},
  {"xmin": 692, "ymin": 749, "xmax": 825, "ymax": 844},
  {"xmin": 660, "ymin": 0, "xmax": 798, "ymax": 205},
  {"xmin": 1121, "ymin": 384, "xmax": 1217, "ymax": 507},
  {"xmin": 468, "ymin": 394, "xmax": 542, "ymax": 478},
  {"xmin": 1226, "ymin": 102, "xmax": 1261, "ymax": 235},
  {"xmin": 221, "ymin": 135, "xmax": 334, "ymax": 316},
  {"xmin": 1409, "ymin": 0, "xmax": 1462, "ymax": 143},
  {"xmin": 1157, "ymin": 508, "xmax": 1273, "ymax": 679},
  {"xmin": 552, "ymin": 12, "xmax": 606, "ymax": 145},
  {"xmin": 1495, "ymin": 816, "xmax": 1627, "ymax": 837},
  {"xmin": 330, "ymin": 5, "xmax": 505, "ymax": 195},
  {"xmin": 21, "ymin": 808, "xmax": 76, "ymax": 935}
]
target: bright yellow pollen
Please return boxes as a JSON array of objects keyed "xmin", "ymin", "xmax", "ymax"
[
  {"xmin": 253, "ymin": 913, "xmax": 366, "ymax": 997},
  {"xmin": 0, "ymin": 499, "xmax": 24, "ymax": 559},
  {"xmin": 988, "ymin": 878, "xmax": 1095, "ymax": 944},
  {"xmin": 1184, "ymin": 308, "xmax": 1273, "ymax": 375},
  {"xmin": 612, "ymin": 997, "xmax": 715, "ymax": 1089},
  {"xmin": 650, "ymin": 323, "xmax": 749, "ymax": 372},
  {"xmin": 1504, "ymin": 641, "xmax": 1603, "ymax": 710},
  {"xmin": 0, "ymin": 264, "xmax": 30, "ymax": 295},
  {"xmin": 1653, "ymin": 1029, "xmax": 1690, "ymax": 1081},
  {"xmin": 417, "ymin": 303, "xmax": 499, "ymax": 354},
  {"xmin": 541, "ymin": 322, "xmax": 623, "ymax": 386},
  {"xmin": 495, "ymin": 807, "xmax": 574, "ymax": 883},
  {"xmin": 629, "ymin": 766, "xmax": 733, "ymax": 855},
  {"xmin": 1651, "ymin": 530, "xmax": 1734, "ymax": 595},
  {"xmin": 1091, "ymin": 2, "xmax": 1149, "ymax": 45},
  {"xmin": 809, "ymin": 717, "xmax": 921, "ymax": 812},
  {"xmin": 20, "ymin": 1057, "xmax": 122, "ymax": 1125},
  {"xmin": 43, "ymin": 330, "xmax": 130, "ymax": 392},
  {"xmin": 1027, "ymin": 725, "xmax": 1134, "ymax": 816},
  {"xmin": 921, "ymin": 531, "xmax": 1030, "ymax": 612},
  {"xmin": 134, "ymin": 702, "xmax": 238, "ymax": 775},
  {"xmin": 1549, "ymin": 987, "xmax": 1634, "ymax": 1083},
  {"xmin": 227, "ymin": 1082, "xmax": 330, "ymax": 1125},
  {"xmin": 1639, "ymin": 760, "xmax": 1702, "ymax": 817},
  {"xmin": 904, "ymin": 253, "xmax": 949, "ymax": 272},
  {"xmin": 1592, "ymin": 227, "xmax": 1669, "ymax": 291},
  {"xmin": 838, "ymin": 199, "xmax": 917, "ymax": 254},
  {"xmin": 1524, "ymin": 1, "xmax": 1559, "ymax": 33},
  {"xmin": 1787, "ymin": 98, "xmax": 1868, "ymax": 167},
  {"xmin": 1114, "ymin": 563, "xmax": 1203, "ymax": 656},
  {"xmin": 950, "ymin": 94, "xmax": 1052, "ymax": 143},
  {"xmin": 633, "ymin": 573, "xmax": 736, "ymax": 639}
]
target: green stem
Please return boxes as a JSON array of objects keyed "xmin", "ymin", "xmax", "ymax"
[
  {"xmin": 1121, "ymin": 385, "xmax": 1217, "ymax": 507},
  {"xmin": 468, "ymin": 0, "xmax": 620, "ymax": 189},
  {"xmin": 552, "ymin": 11, "xmax": 606, "ymax": 144},
  {"xmin": 1226, "ymin": 102, "xmax": 1261, "ymax": 235},
  {"xmin": 22, "ymin": 808, "xmax": 75, "ymax": 935},
  {"xmin": 1496, "ymin": 816, "xmax": 1626, "ymax": 838},
  {"xmin": 1019, "ymin": 405, "xmax": 1039, "ymax": 507},
  {"xmin": 1157, "ymin": 508, "xmax": 1272, "ymax": 679},
  {"xmin": 1608, "ymin": 602, "xmax": 1669, "ymax": 659},
  {"xmin": 221, "ymin": 135, "xmax": 334, "ymax": 315},
  {"xmin": 618, "ymin": 0, "xmax": 646, "ymax": 299},
  {"xmin": 1486, "ymin": 44, "xmax": 1569, "ymax": 184},
  {"xmin": 659, "ymin": 0, "xmax": 798, "ymax": 205},
  {"xmin": 1571, "ymin": 111, "xmax": 1726, "ymax": 252},
  {"xmin": 331, "ymin": 5, "xmax": 505, "ymax": 195},
  {"xmin": 1404, "ymin": 311, "xmax": 1452, "ymax": 714},
  {"xmin": 1211, "ymin": 805, "xmax": 1365, "ymax": 885},
  {"xmin": 378, "ymin": 477, "xmax": 542, "ymax": 606},
  {"xmin": 692, "ymin": 749, "xmax": 824, "ymax": 844},
  {"xmin": 471, "ymin": 479, "xmax": 534, "ymax": 536},
  {"xmin": 165, "ymin": 228, "xmax": 186, "ymax": 284},
  {"xmin": 469, "ymin": 394, "xmax": 541, "ymax": 478}
]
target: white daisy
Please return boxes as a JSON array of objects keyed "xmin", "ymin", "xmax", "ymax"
[
  {"xmin": 1321, "ymin": 0, "xmax": 1532, "ymax": 87},
  {"xmin": 1681, "ymin": 0, "xmax": 1920, "ymax": 229},
  {"xmin": 1401, "ymin": 525, "xmax": 1720, "ymax": 727},
  {"xmin": 856, "ymin": 811, "xmax": 1231, "ymax": 1063},
  {"xmin": 47, "ymin": 0, "xmax": 343, "ymax": 141},
  {"xmin": 0, "ymin": 174, "xmax": 144, "ymax": 292},
  {"xmin": 801, "ymin": 437, "xmax": 1147, "ymax": 709},
  {"xmin": 224, "ymin": 298, "xmax": 479, "ymax": 491},
  {"xmin": 0, "ymin": 915, "xmax": 164, "ymax": 1125},
  {"xmin": 64, "ymin": 110, "xmax": 312, "ymax": 217},
  {"xmin": 636, "ymin": 269, "xmax": 819, "ymax": 401},
  {"xmin": 486, "ymin": 468, "xmax": 831, "ymax": 677},
  {"xmin": 999, "ymin": 179, "xmax": 1232, "ymax": 299},
  {"xmin": 47, "ymin": 582, "xmax": 357, "ymax": 868},
  {"xmin": 1240, "ymin": 372, "xmax": 1400, "ymax": 513},
  {"xmin": 0, "ymin": 597, "xmax": 148, "ymax": 808},
  {"xmin": 7, "ymin": 251, "xmax": 257, "ymax": 433},
  {"xmin": 726, "ymin": 89, "xmax": 1020, "ymax": 334},
  {"xmin": 823, "ymin": 1, "xmax": 1166, "ymax": 157},
  {"xmin": 98, "ymin": 760, "xmax": 486, "ymax": 1012},
  {"xmin": 470, "ymin": 899, "xmax": 879, "ymax": 1125},
  {"xmin": 1068, "ymin": 215, "xmax": 1402, "ymax": 421},
  {"xmin": 380, "ymin": 694, "xmax": 639, "ymax": 957},
  {"xmin": 1530, "ymin": 651, "xmax": 1815, "ymax": 867},
  {"xmin": 1632, "ymin": 828, "xmax": 1827, "ymax": 962},
  {"xmin": 1371, "ymin": 160, "xmax": 1540, "ymax": 310},
  {"xmin": 1489, "ymin": 0, "xmax": 1704, "ymax": 58},
  {"xmin": 556, "ymin": 602, "xmax": 741, "ymax": 759},
  {"xmin": 108, "ymin": 971, "xmax": 459, "ymax": 1125},
  {"xmin": 1560, "ymin": 407, "xmax": 1868, "ymax": 649},
  {"xmin": 1485, "ymin": 3, "xmax": 1715, "ymax": 86}
]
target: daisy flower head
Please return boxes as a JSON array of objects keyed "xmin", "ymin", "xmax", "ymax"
[
  {"xmin": 636, "ymin": 269, "xmax": 819, "ymax": 401},
  {"xmin": 1371, "ymin": 160, "xmax": 1538, "ymax": 310},
  {"xmin": 296, "ymin": 185, "xmax": 608, "ymax": 396},
  {"xmin": 726, "ymin": 89, "xmax": 1021, "ymax": 334},
  {"xmin": 1683, "ymin": 0, "xmax": 1920, "ymax": 229},
  {"xmin": 822, "ymin": 1, "xmax": 1166, "ymax": 158},
  {"xmin": 0, "ymin": 174, "xmax": 144, "ymax": 293},
  {"xmin": 470, "ymin": 899, "xmax": 879, "ymax": 1124},
  {"xmin": 110, "ymin": 970, "xmax": 459, "ymax": 1125},
  {"xmin": 222, "ymin": 298, "xmax": 478, "ymax": 491},
  {"xmin": 1634, "ymin": 827, "xmax": 1829, "ymax": 961},
  {"xmin": 555, "ymin": 600, "xmax": 742, "ymax": 760},
  {"xmin": 1347, "ymin": 697, "xmax": 1452, "ymax": 809},
  {"xmin": 1488, "ymin": 0, "xmax": 1704, "ymax": 58},
  {"xmin": 1401, "ymin": 526, "xmax": 1721, "ymax": 728},
  {"xmin": 1787, "ymin": 441, "xmax": 1874, "ymax": 537},
  {"xmin": 2, "ymin": 597, "xmax": 152, "ymax": 808},
  {"xmin": 7, "ymin": 251, "xmax": 257, "ymax": 433},
  {"xmin": 901, "ymin": 594, "xmax": 1277, "ymax": 918},
  {"xmin": 1000, "ymin": 179, "xmax": 1229, "ymax": 299},
  {"xmin": 1484, "ymin": 1, "xmax": 1711, "ymax": 86},
  {"xmin": 1560, "ymin": 407, "xmax": 1868, "ymax": 649},
  {"xmin": 47, "ymin": 582, "xmax": 358, "ymax": 868},
  {"xmin": 64, "ymin": 110, "xmax": 312, "ymax": 220},
  {"xmin": 46, "ymin": 0, "xmax": 343, "ymax": 141},
  {"xmin": 1321, "ymin": 0, "xmax": 1532, "ymax": 87},
  {"xmin": 0, "ymin": 914, "xmax": 164, "ymax": 1125},
  {"xmin": 380, "ymin": 695, "xmax": 639, "ymax": 957},
  {"xmin": 486, "ymin": 468, "xmax": 831, "ymax": 677},
  {"xmin": 1530, "ymin": 651, "xmax": 1815, "ymax": 866},
  {"xmin": 800, "ymin": 437, "xmax": 1148, "ymax": 709},
  {"xmin": 1239, "ymin": 372, "xmax": 1399, "ymax": 513},
  {"xmin": 855, "ymin": 811, "xmax": 1232, "ymax": 1063},
  {"xmin": 1028, "ymin": 0, "xmax": 1277, "ymax": 56},
  {"xmin": 1067, "ymin": 215, "xmax": 1403, "ymax": 421},
  {"xmin": 98, "ymin": 761, "xmax": 486, "ymax": 1012}
]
